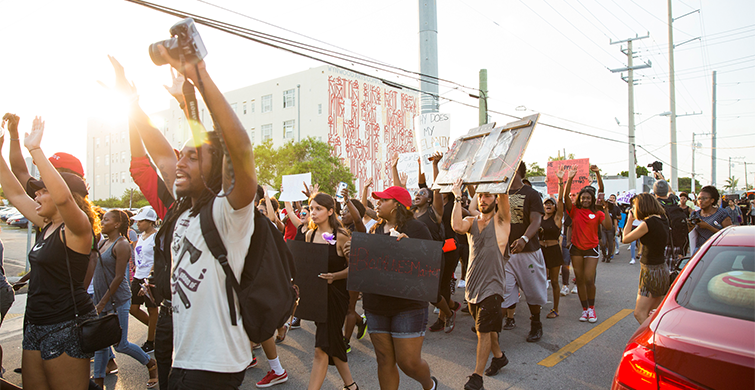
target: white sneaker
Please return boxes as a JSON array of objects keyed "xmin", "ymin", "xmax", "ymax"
[
  {"xmin": 560, "ymin": 285, "xmax": 570, "ymax": 296},
  {"xmin": 615, "ymin": 247, "xmax": 620, "ymax": 255},
  {"xmin": 629, "ymin": 259, "xmax": 636, "ymax": 265},
  {"xmin": 457, "ymin": 279, "xmax": 466, "ymax": 289},
  {"xmin": 571, "ymin": 285, "xmax": 578, "ymax": 294},
  {"xmin": 579, "ymin": 310, "xmax": 589, "ymax": 322}
]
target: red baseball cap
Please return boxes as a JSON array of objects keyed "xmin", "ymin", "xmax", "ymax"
[
  {"xmin": 372, "ymin": 186, "xmax": 412, "ymax": 208},
  {"xmin": 48, "ymin": 152, "xmax": 85, "ymax": 178}
]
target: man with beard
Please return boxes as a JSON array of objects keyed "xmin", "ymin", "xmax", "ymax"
[{"xmin": 451, "ymin": 178, "xmax": 511, "ymax": 390}]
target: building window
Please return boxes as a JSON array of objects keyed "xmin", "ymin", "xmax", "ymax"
[
  {"xmin": 283, "ymin": 120, "xmax": 295, "ymax": 139},
  {"xmin": 250, "ymin": 128, "xmax": 255, "ymax": 144},
  {"xmin": 96, "ymin": 156, "xmax": 100, "ymax": 166},
  {"xmin": 283, "ymin": 89, "xmax": 295, "ymax": 108},
  {"xmin": 105, "ymin": 155, "xmax": 109, "ymax": 166},
  {"xmin": 96, "ymin": 175, "xmax": 100, "ymax": 186},
  {"xmin": 262, "ymin": 95, "xmax": 272, "ymax": 113},
  {"xmin": 251, "ymin": 101, "xmax": 255, "ymax": 113},
  {"xmin": 231, "ymin": 103, "xmax": 237, "ymax": 113},
  {"xmin": 262, "ymin": 124, "xmax": 273, "ymax": 141},
  {"xmin": 121, "ymin": 151, "xmax": 126, "ymax": 163},
  {"xmin": 96, "ymin": 137, "xmax": 100, "ymax": 148},
  {"xmin": 105, "ymin": 135, "xmax": 109, "ymax": 145},
  {"xmin": 318, "ymin": 103, "xmax": 322, "ymax": 115},
  {"xmin": 112, "ymin": 173, "xmax": 116, "ymax": 183},
  {"xmin": 243, "ymin": 101, "xmax": 247, "ymax": 114},
  {"xmin": 121, "ymin": 131, "xmax": 126, "ymax": 142},
  {"xmin": 112, "ymin": 153, "xmax": 118, "ymax": 164},
  {"xmin": 121, "ymin": 172, "xmax": 127, "ymax": 183}
]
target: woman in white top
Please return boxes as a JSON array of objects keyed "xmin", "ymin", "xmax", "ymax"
[{"xmin": 129, "ymin": 207, "xmax": 159, "ymax": 353}]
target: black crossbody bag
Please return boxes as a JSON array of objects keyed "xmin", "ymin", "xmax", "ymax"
[{"xmin": 63, "ymin": 229, "xmax": 122, "ymax": 354}]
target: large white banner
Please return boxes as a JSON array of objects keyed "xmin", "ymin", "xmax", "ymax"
[{"xmin": 415, "ymin": 113, "xmax": 451, "ymax": 183}]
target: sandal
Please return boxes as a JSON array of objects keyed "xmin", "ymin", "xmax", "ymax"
[
  {"xmin": 147, "ymin": 358, "xmax": 158, "ymax": 389},
  {"xmin": 546, "ymin": 309, "xmax": 559, "ymax": 319},
  {"xmin": 343, "ymin": 382, "xmax": 359, "ymax": 390},
  {"xmin": 275, "ymin": 322, "xmax": 290, "ymax": 344}
]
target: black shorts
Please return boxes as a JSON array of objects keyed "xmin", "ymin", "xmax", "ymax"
[
  {"xmin": 131, "ymin": 278, "xmax": 158, "ymax": 308},
  {"xmin": 541, "ymin": 244, "xmax": 564, "ymax": 269},
  {"xmin": 569, "ymin": 245, "xmax": 600, "ymax": 258},
  {"xmin": 469, "ymin": 294, "xmax": 503, "ymax": 333}
]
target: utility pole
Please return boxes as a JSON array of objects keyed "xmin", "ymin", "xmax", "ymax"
[
  {"xmin": 479, "ymin": 69, "xmax": 488, "ymax": 125},
  {"xmin": 712, "ymin": 71, "xmax": 717, "ymax": 187},
  {"xmin": 419, "ymin": 0, "xmax": 439, "ymax": 114},
  {"xmin": 611, "ymin": 34, "xmax": 651, "ymax": 191},
  {"xmin": 691, "ymin": 132, "xmax": 710, "ymax": 195}
]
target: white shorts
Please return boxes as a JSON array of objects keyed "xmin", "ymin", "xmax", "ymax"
[{"xmin": 503, "ymin": 250, "xmax": 548, "ymax": 307}]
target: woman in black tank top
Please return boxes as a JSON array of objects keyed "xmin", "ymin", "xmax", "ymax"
[
  {"xmin": 621, "ymin": 193, "xmax": 670, "ymax": 324},
  {"xmin": 541, "ymin": 169, "xmax": 566, "ymax": 318},
  {"xmin": 0, "ymin": 116, "xmax": 100, "ymax": 389}
]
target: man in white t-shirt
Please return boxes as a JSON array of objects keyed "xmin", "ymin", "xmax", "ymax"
[{"xmin": 149, "ymin": 44, "xmax": 259, "ymax": 389}]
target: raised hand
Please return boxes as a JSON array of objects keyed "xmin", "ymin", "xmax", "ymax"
[
  {"xmin": 568, "ymin": 165, "xmax": 578, "ymax": 178},
  {"xmin": 24, "ymin": 116, "xmax": 45, "ymax": 151},
  {"xmin": 390, "ymin": 151, "xmax": 399, "ymax": 168},
  {"xmin": 340, "ymin": 187, "xmax": 350, "ymax": 202},
  {"xmin": 363, "ymin": 177, "xmax": 373, "ymax": 191},
  {"xmin": 398, "ymin": 172, "xmax": 408, "ymax": 187},
  {"xmin": 556, "ymin": 166, "xmax": 565, "ymax": 179},
  {"xmin": 163, "ymin": 67, "xmax": 185, "ymax": 101},
  {"xmin": 100, "ymin": 55, "xmax": 137, "ymax": 98},
  {"xmin": 302, "ymin": 181, "xmax": 320, "ymax": 199},
  {"xmin": 429, "ymin": 151, "xmax": 443, "ymax": 164},
  {"xmin": 452, "ymin": 178, "xmax": 463, "ymax": 197},
  {"xmin": 590, "ymin": 165, "xmax": 600, "ymax": 173},
  {"xmin": 156, "ymin": 44, "xmax": 204, "ymax": 83},
  {"xmin": 2, "ymin": 113, "xmax": 19, "ymax": 137}
]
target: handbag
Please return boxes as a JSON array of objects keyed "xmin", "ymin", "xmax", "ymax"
[{"xmin": 63, "ymin": 229, "xmax": 122, "ymax": 354}]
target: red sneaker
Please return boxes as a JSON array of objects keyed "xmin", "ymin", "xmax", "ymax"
[{"xmin": 256, "ymin": 370, "xmax": 288, "ymax": 388}]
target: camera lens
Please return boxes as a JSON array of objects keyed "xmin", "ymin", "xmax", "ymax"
[{"xmin": 149, "ymin": 38, "xmax": 178, "ymax": 66}]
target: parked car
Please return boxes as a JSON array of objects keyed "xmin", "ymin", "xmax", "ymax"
[
  {"xmin": 7, "ymin": 215, "xmax": 29, "ymax": 228},
  {"xmin": 0, "ymin": 208, "xmax": 18, "ymax": 221},
  {"xmin": 2, "ymin": 211, "xmax": 24, "ymax": 224},
  {"xmin": 612, "ymin": 226, "xmax": 755, "ymax": 390}
]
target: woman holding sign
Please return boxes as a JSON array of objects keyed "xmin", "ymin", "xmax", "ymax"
[
  {"xmin": 298, "ymin": 192, "xmax": 357, "ymax": 390},
  {"xmin": 364, "ymin": 185, "xmax": 438, "ymax": 390}
]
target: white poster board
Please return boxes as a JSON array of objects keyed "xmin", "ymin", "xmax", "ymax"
[
  {"xmin": 279, "ymin": 172, "xmax": 312, "ymax": 202},
  {"xmin": 415, "ymin": 113, "xmax": 451, "ymax": 183},
  {"xmin": 397, "ymin": 152, "xmax": 420, "ymax": 191},
  {"xmin": 616, "ymin": 189, "xmax": 636, "ymax": 205}
]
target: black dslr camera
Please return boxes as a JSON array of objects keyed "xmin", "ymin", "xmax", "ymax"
[
  {"xmin": 149, "ymin": 18, "xmax": 208, "ymax": 66},
  {"xmin": 648, "ymin": 161, "xmax": 663, "ymax": 172}
]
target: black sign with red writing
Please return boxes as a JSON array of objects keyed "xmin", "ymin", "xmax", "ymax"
[{"xmin": 348, "ymin": 232, "xmax": 443, "ymax": 302}]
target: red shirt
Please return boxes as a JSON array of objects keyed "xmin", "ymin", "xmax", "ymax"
[
  {"xmin": 567, "ymin": 207, "xmax": 605, "ymax": 250},
  {"xmin": 281, "ymin": 209, "xmax": 298, "ymax": 240}
]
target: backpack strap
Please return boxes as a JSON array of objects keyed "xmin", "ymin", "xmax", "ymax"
[{"xmin": 199, "ymin": 198, "xmax": 242, "ymax": 326}]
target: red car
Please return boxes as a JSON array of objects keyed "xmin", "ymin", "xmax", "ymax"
[{"xmin": 612, "ymin": 226, "xmax": 755, "ymax": 390}]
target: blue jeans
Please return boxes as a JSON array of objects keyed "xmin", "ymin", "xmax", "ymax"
[
  {"xmin": 94, "ymin": 300, "xmax": 150, "ymax": 378},
  {"xmin": 630, "ymin": 240, "xmax": 637, "ymax": 260}
]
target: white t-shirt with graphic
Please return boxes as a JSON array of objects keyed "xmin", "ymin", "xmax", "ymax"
[
  {"xmin": 133, "ymin": 232, "xmax": 156, "ymax": 280},
  {"xmin": 171, "ymin": 197, "xmax": 255, "ymax": 372}
]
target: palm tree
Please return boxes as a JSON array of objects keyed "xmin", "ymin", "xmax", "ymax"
[{"xmin": 724, "ymin": 176, "xmax": 739, "ymax": 193}]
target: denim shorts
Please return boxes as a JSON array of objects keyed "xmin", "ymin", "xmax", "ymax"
[
  {"xmin": 365, "ymin": 308, "xmax": 428, "ymax": 338},
  {"xmin": 22, "ymin": 310, "xmax": 97, "ymax": 360}
]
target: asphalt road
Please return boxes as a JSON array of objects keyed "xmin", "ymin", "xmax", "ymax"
[{"xmin": 0, "ymin": 225, "xmax": 643, "ymax": 389}]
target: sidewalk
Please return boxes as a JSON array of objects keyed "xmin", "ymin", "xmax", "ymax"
[{"xmin": 1, "ymin": 289, "xmax": 26, "ymax": 343}]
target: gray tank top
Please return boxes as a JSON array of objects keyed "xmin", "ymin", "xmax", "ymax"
[
  {"xmin": 465, "ymin": 217, "xmax": 506, "ymax": 304},
  {"xmin": 93, "ymin": 238, "xmax": 132, "ymax": 312}
]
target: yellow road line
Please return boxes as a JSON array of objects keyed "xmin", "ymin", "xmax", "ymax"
[{"xmin": 538, "ymin": 308, "xmax": 633, "ymax": 368}]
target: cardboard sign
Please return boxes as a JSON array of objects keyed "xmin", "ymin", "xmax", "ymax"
[
  {"xmin": 546, "ymin": 158, "xmax": 591, "ymax": 195},
  {"xmin": 348, "ymin": 232, "xmax": 442, "ymax": 302},
  {"xmin": 415, "ymin": 113, "xmax": 451, "ymax": 182},
  {"xmin": 397, "ymin": 152, "xmax": 420, "ymax": 190},
  {"xmin": 287, "ymin": 240, "xmax": 328, "ymax": 323},
  {"xmin": 279, "ymin": 173, "xmax": 312, "ymax": 202}
]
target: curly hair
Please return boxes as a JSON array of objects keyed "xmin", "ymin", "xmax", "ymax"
[
  {"xmin": 73, "ymin": 193, "xmax": 101, "ymax": 236},
  {"xmin": 372, "ymin": 199, "xmax": 415, "ymax": 232}
]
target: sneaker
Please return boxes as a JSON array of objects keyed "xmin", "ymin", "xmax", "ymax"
[
  {"xmin": 430, "ymin": 376, "xmax": 438, "ymax": 390},
  {"xmin": 464, "ymin": 373, "xmax": 484, "ymax": 390},
  {"xmin": 526, "ymin": 321, "xmax": 542, "ymax": 342},
  {"xmin": 579, "ymin": 310, "xmax": 589, "ymax": 322},
  {"xmin": 433, "ymin": 307, "xmax": 440, "ymax": 314},
  {"xmin": 629, "ymin": 259, "xmax": 636, "ymax": 265},
  {"xmin": 560, "ymin": 285, "xmax": 570, "ymax": 296},
  {"xmin": 453, "ymin": 301, "xmax": 462, "ymax": 312},
  {"xmin": 141, "ymin": 340, "xmax": 154, "ymax": 353},
  {"xmin": 246, "ymin": 357, "xmax": 258, "ymax": 370},
  {"xmin": 256, "ymin": 370, "xmax": 288, "ymax": 388},
  {"xmin": 461, "ymin": 304, "xmax": 470, "ymax": 314},
  {"xmin": 571, "ymin": 285, "xmax": 578, "ymax": 294},
  {"xmin": 345, "ymin": 340, "xmax": 352, "ymax": 354},
  {"xmin": 106, "ymin": 359, "xmax": 118, "ymax": 375},
  {"xmin": 444, "ymin": 310, "xmax": 456, "ymax": 333},
  {"xmin": 429, "ymin": 318, "xmax": 444, "ymax": 332},
  {"xmin": 290, "ymin": 317, "xmax": 301, "ymax": 329},
  {"xmin": 587, "ymin": 307, "xmax": 597, "ymax": 323},
  {"xmin": 484, "ymin": 353, "xmax": 509, "ymax": 376},
  {"xmin": 252, "ymin": 343, "xmax": 262, "ymax": 350},
  {"xmin": 457, "ymin": 279, "xmax": 466, "ymax": 289},
  {"xmin": 356, "ymin": 314, "xmax": 368, "ymax": 340},
  {"xmin": 503, "ymin": 317, "xmax": 516, "ymax": 330},
  {"xmin": 615, "ymin": 247, "xmax": 620, "ymax": 255}
]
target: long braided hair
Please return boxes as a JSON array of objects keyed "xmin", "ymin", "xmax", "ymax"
[{"xmin": 108, "ymin": 209, "xmax": 132, "ymax": 242}]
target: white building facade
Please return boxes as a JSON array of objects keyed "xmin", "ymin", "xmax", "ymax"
[{"xmin": 87, "ymin": 65, "xmax": 420, "ymax": 200}]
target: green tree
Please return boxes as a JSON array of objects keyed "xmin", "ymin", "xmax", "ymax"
[
  {"xmin": 92, "ymin": 189, "xmax": 149, "ymax": 209},
  {"xmin": 618, "ymin": 166, "xmax": 650, "ymax": 178},
  {"xmin": 678, "ymin": 177, "xmax": 702, "ymax": 193},
  {"xmin": 724, "ymin": 176, "xmax": 739, "ymax": 193},
  {"xmin": 254, "ymin": 137, "xmax": 355, "ymax": 197},
  {"xmin": 526, "ymin": 162, "xmax": 546, "ymax": 177},
  {"xmin": 548, "ymin": 153, "xmax": 575, "ymax": 162}
]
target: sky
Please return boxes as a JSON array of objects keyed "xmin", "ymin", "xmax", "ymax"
[{"xmin": 0, "ymin": 0, "xmax": 752, "ymax": 190}]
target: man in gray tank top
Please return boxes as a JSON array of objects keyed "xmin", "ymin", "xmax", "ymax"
[{"xmin": 450, "ymin": 178, "xmax": 511, "ymax": 390}]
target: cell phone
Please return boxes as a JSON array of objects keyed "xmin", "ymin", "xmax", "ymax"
[
  {"xmin": 690, "ymin": 217, "xmax": 701, "ymax": 224},
  {"xmin": 335, "ymin": 182, "xmax": 348, "ymax": 201},
  {"xmin": 597, "ymin": 192, "xmax": 605, "ymax": 205},
  {"xmin": 13, "ymin": 282, "xmax": 27, "ymax": 291}
]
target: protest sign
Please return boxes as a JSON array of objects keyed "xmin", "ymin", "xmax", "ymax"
[
  {"xmin": 287, "ymin": 240, "xmax": 328, "ymax": 323},
  {"xmin": 546, "ymin": 158, "xmax": 590, "ymax": 195},
  {"xmin": 397, "ymin": 152, "xmax": 420, "ymax": 190},
  {"xmin": 279, "ymin": 173, "xmax": 312, "ymax": 202},
  {"xmin": 432, "ymin": 114, "xmax": 540, "ymax": 194},
  {"xmin": 415, "ymin": 113, "xmax": 451, "ymax": 182},
  {"xmin": 616, "ymin": 190, "xmax": 636, "ymax": 205},
  {"xmin": 348, "ymin": 232, "xmax": 442, "ymax": 302}
]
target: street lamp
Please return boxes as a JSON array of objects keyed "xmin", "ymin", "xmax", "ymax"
[{"xmin": 615, "ymin": 111, "xmax": 671, "ymax": 127}]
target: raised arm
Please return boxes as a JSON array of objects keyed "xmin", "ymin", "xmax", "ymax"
[
  {"xmin": 342, "ymin": 188, "xmax": 366, "ymax": 233},
  {"xmin": 0, "ymin": 136, "xmax": 45, "ymax": 227},
  {"xmin": 564, "ymin": 165, "xmax": 577, "ymax": 211},
  {"xmin": 3, "ymin": 114, "xmax": 32, "ymax": 188},
  {"xmin": 591, "ymin": 165, "xmax": 604, "ymax": 194},
  {"xmin": 390, "ymin": 152, "xmax": 404, "ymax": 189},
  {"xmin": 451, "ymin": 178, "xmax": 472, "ymax": 234},
  {"xmin": 555, "ymin": 166, "xmax": 566, "ymax": 227},
  {"xmin": 495, "ymin": 193, "xmax": 511, "ymax": 257},
  {"xmin": 284, "ymin": 201, "xmax": 302, "ymax": 227},
  {"xmin": 468, "ymin": 193, "xmax": 481, "ymax": 217},
  {"xmin": 156, "ymin": 46, "xmax": 257, "ymax": 210},
  {"xmin": 430, "ymin": 152, "xmax": 444, "ymax": 218}
]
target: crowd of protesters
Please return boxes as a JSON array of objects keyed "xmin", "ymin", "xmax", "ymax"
[{"xmin": 0, "ymin": 38, "xmax": 750, "ymax": 390}]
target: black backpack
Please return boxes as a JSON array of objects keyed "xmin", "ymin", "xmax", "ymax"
[
  {"xmin": 199, "ymin": 198, "xmax": 297, "ymax": 343},
  {"xmin": 659, "ymin": 198, "xmax": 689, "ymax": 251}
]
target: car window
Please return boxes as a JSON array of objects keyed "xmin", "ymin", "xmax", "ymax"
[{"xmin": 678, "ymin": 246, "xmax": 754, "ymax": 322}]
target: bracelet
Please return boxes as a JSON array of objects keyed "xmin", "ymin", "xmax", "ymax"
[
  {"xmin": 28, "ymin": 148, "xmax": 41, "ymax": 153},
  {"xmin": 10, "ymin": 138, "xmax": 19, "ymax": 141},
  {"xmin": 521, "ymin": 235, "xmax": 530, "ymax": 244}
]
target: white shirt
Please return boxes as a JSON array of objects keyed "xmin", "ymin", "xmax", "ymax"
[
  {"xmin": 133, "ymin": 232, "xmax": 156, "ymax": 280},
  {"xmin": 171, "ymin": 197, "xmax": 255, "ymax": 372}
]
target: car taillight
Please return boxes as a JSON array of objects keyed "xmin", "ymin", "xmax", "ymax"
[
  {"xmin": 612, "ymin": 327, "xmax": 657, "ymax": 390},
  {"xmin": 657, "ymin": 365, "xmax": 707, "ymax": 390}
]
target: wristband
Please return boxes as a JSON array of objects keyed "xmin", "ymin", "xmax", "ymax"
[
  {"xmin": 10, "ymin": 138, "xmax": 19, "ymax": 141},
  {"xmin": 521, "ymin": 235, "xmax": 530, "ymax": 244},
  {"xmin": 455, "ymin": 196, "xmax": 462, "ymax": 203}
]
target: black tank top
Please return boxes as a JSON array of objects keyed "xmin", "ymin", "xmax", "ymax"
[
  {"xmin": 640, "ymin": 216, "xmax": 669, "ymax": 266},
  {"xmin": 540, "ymin": 216, "xmax": 561, "ymax": 241},
  {"xmin": 416, "ymin": 209, "xmax": 442, "ymax": 241}
]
